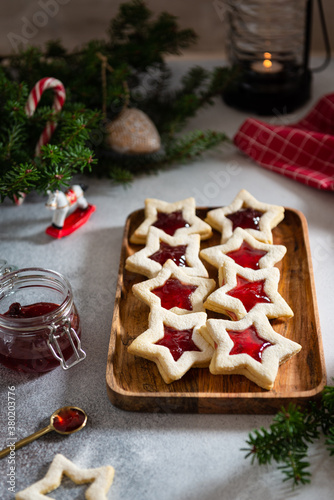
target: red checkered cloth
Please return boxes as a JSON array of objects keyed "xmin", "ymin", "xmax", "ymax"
[{"xmin": 233, "ymin": 93, "xmax": 334, "ymax": 191}]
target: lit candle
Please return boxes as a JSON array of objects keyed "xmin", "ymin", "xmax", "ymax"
[{"xmin": 251, "ymin": 52, "xmax": 283, "ymax": 74}]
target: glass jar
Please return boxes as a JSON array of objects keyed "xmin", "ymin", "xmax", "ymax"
[{"xmin": 0, "ymin": 268, "xmax": 86, "ymax": 373}]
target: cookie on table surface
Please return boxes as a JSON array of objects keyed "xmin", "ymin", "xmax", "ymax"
[
  {"xmin": 128, "ymin": 307, "xmax": 213, "ymax": 384},
  {"xmin": 206, "ymin": 189, "xmax": 284, "ymax": 244},
  {"xmin": 204, "ymin": 262, "xmax": 293, "ymax": 320},
  {"xmin": 125, "ymin": 227, "xmax": 208, "ymax": 278},
  {"xmin": 130, "ymin": 197, "xmax": 212, "ymax": 244},
  {"xmin": 132, "ymin": 259, "xmax": 216, "ymax": 314},
  {"xmin": 200, "ymin": 227, "xmax": 286, "ymax": 271},
  {"xmin": 15, "ymin": 453, "xmax": 114, "ymax": 500},
  {"xmin": 200, "ymin": 312, "xmax": 301, "ymax": 390}
]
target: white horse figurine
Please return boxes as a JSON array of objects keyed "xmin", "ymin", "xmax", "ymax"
[{"xmin": 46, "ymin": 185, "xmax": 88, "ymax": 229}]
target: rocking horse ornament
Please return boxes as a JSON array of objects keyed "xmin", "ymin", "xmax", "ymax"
[{"xmin": 45, "ymin": 185, "xmax": 96, "ymax": 239}]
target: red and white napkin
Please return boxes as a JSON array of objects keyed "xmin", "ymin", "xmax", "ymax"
[{"xmin": 234, "ymin": 93, "xmax": 334, "ymax": 191}]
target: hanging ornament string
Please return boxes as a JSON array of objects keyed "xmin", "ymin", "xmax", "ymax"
[
  {"xmin": 96, "ymin": 52, "xmax": 130, "ymax": 118},
  {"xmin": 25, "ymin": 77, "xmax": 66, "ymax": 157},
  {"xmin": 96, "ymin": 52, "xmax": 160, "ymax": 155}
]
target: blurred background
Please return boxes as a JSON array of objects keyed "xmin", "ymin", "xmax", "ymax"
[{"xmin": 0, "ymin": 0, "xmax": 333, "ymax": 57}]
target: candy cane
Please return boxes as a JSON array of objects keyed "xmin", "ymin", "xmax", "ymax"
[
  {"xmin": 14, "ymin": 77, "xmax": 66, "ymax": 205},
  {"xmin": 25, "ymin": 77, "xmax": 66, "ymax": 156}
]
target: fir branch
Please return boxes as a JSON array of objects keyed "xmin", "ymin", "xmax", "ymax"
[
  {"xmin": 0, "ymin": 163, "xmax": 39, "ymax": 202},
  {"xmin": 0, "ymin": 1, "xmax": 234, "ymax": 200},
  {"xmin": 243, "ymin": 382, "xmax": 334, "ymax": 487}
]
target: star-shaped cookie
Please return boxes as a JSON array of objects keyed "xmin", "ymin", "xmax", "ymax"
[
  {"xmin": 15, "ymin": 453, "xmax": 114, "ymax": 500},
  {"xmin": 200, "ymin": 227, "xmax": 286, "ymax": 271},
  {"xmin": 199, "ymin": 312, "xmax": 301, "ymax": 390},
  {"xmin": 132, "ymin": 259, "xmax": 216, "ymax": 313},
  {"xmin": 204, "ymin": 262, "xmax": 293, "ymax": 320},
  {"xmin": 205, "ymin": 189, "xmax": 284, "ymax": 244},
  {"xmin": 125, "ymin": 227, "xmax": 208, "ymax": 278},
  {"xmin": 128, "ymin": 307, "xmax": 213, "ymax": 383},
  {"xmin": 130, "ymin": 197, "xmax": 212, "ymax": 244}
]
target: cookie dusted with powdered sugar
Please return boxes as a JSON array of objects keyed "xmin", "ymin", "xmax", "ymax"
[
  {"xmin": 130, "ymin": 197, "xmax": 212, "ymax": 244},
  {"xmin": 15, "ymin": 453, "xmax": 114, "ymax": 500}
]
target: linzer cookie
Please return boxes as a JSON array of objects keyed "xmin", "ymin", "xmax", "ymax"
[
  {"xmin": 130, "ymin": 197, "xmax": 212, "ymax": 244},
  {"xmin": 200, "ymin": 312, "xmax": 301, "ymax": 390},
  {"xmin": 128, "ymin": 307, "xmax": 213, "ymax": 384},
  {"xmin": 15, "ymin": 453, "xmax": 115, "ymax": 500},
  {"xmin": 204, "ymin": 262, "xmax": 293, "ymax": 320},
  {"xmin": 125, "ymin": 227, "xmax": 208, "ymax": 278},
  {"xmin": 200, "ymin": 227, "xmax": 286, "ymax": 271},
  {"xmin": 132, "ymin": 260, "xmax": 216, "ymax": 314},
  {"xmin": 206, "ymin": 189, "xmax": 284, "ymax": 244}
]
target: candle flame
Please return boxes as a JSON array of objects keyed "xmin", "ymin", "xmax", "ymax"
[
  {"xmin": 263, "ymin": 59, "xmax": 273, "ymax": 69},
  {"xmin": 264, "ymin": 52, "xmax": 272, "ymax": 60}
]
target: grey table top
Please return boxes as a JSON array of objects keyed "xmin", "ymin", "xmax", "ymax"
[{"xmin": 0, "ymin": 58, "xmax": 333, "ymax": 500}]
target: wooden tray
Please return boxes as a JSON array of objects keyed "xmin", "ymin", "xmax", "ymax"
[{"xmin": 106, "ymin": 208, "xmax": 326, "ymax": 413}]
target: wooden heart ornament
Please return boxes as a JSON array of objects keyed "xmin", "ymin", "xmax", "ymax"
[{"xmin": 105, "ymin": 107, "xmax": 161, "ymax": 155}]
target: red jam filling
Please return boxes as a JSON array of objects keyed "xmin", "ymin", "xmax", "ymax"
[
  {"xmin": 226, "ymin": 208, "xmax": 263, "ymax": 231},
  {"xmin": 52, "ymin": 407, "xmax": 86, "ymax": 433},
  {"xmin": 227, "ymin": 275, "xmax": 271, "ymax": 312},
  {"xmin": 152, "ymin": 278, "xmax": 198, "ymax": 310},
  {"xmin": 149, "ymin": 242, "xmax": 187, "ymax": 267},
  {"xmin": 3, "ymin": 302, "xmax": 59, "ymax": 318},
  {"xmin": 0, "ymin": 302, "xmax": 81, "ymax": 373},
  {"xmin": 152, "ymin": 210, "xmax": 190, "ymax": 236},
  {"xmin": 226, "ymin": 241, "xmax": 267, "ymax": 270},
  {"xmin": 155, "ymin": 325, "xmax": 201, "ymax": 361},
  {"xmin": 227, "ymin": 325, "xmax": 272, "ymax": 362}
]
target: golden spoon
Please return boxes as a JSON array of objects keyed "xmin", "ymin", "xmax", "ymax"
[{"xmin": 0, "ymin": 405, "xmax": 87, "ymax": 459}]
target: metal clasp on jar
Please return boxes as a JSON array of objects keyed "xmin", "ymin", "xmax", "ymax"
[{"xmin": 47, "ymin": 318, "xmax": 86, "ymax": 370}]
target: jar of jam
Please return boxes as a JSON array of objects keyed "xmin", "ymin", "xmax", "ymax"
[{"xmin": 0, "ymin": 268, "xmax": 86, "ymax": 373}]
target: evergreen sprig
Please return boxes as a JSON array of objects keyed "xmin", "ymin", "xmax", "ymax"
[
  {"xmin": 0, "ymin": 68, "xmax": 100, "ymax": 202},
  {"xmin": 96, "ymin": 129, "xmax": 229, "ymax": 182},
  {"xmin": 243, "ymin": 382, "xmax": 334, "ymax": 487},
  {"xmin": 0, "ymin": 1, "xmax": 233, "ymax": 201}
]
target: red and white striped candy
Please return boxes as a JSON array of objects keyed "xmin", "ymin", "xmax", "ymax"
[
  {"xmin": 14, "ymin": 77, "xmax": 66, "ymax": 205},
  {"xmin": 25, "ymin": 77, "xmax": 66, "ymax": 156}
]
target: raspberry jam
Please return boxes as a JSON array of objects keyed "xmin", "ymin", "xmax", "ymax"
[
  {"xmin": 227, "ymin": 275, "xmax": 271, "ymax": 312},
  {"xmin": 149, "ymin": 242, "xmax": 187, "ymax": 267},
  {"xmin": 52, "ymin": 407, "xmax": 86, "ymax": 433},
  {"xmin": 226, "ymin": 241, "xmax": 267, "ymax": 269},
  {"xmin": 152, "ymin": 278, "xmax": 198, "ymax": 310},
  {"xmin": 227, "ymin": 325, "xmax": 272, "ymax": 362},
  {"xmin": 226, "ymin": 208, "xmax": 263, "ymax": 231},
  {"xmin": 3, "ymin": 302, "xmax": 59, "ymax": 318},
  {"xmin": 152, "ymin": 210, "xmax": 190, "ymax": 236},
  {"xmin": 0, "ymin": 268, "xmax": 85, "ymax": 373},
  {"xmin": 155, "ymin": 325, "xmax": 201, "ymax": 361}
]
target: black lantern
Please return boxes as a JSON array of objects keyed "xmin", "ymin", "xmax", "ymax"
[{"xmin": 222, "ymin": 0, "xmax": 330, "ymax": 115}]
